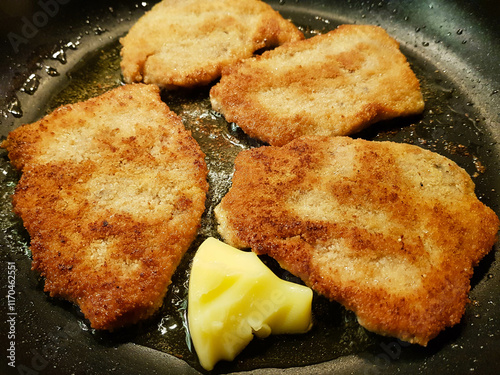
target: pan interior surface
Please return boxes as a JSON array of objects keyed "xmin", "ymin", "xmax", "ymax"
[{"xmin": 0, "ymin": 1, "xmax": 499, "ymax": 374}]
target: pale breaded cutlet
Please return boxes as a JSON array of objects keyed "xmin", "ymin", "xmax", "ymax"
[
  {"xmin": 210, "ymin": 24, "xmax": 425, "ymax": 146},
  {"xmin": 1, "ymin": 84, "xmax": 208, "ymax": 330},
  {"xmin": 120, "ymin": 0, "xmax": 303, "ymax": 90},
  {"xmin": 215, "ymin": 136, "xmax": 499, "ymax": 345}
]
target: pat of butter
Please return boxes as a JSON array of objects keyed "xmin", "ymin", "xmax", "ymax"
[{"xmin": 188, "ymin": 237, "xmax": 313, "ymax": 371}]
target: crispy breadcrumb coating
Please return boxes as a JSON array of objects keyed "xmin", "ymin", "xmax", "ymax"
[
  {"xmin": 120, "ymin": 0, "xmax": 303, "ymax": 89},
  {"xmin": 210, "ymin": 25, "xmax": 424, "ymax": 146},
  {"xmin": 2, "ymin": 84, "xmax": 208, "ymax": 330},
  {"xmin": 215, "ymin": 136, "xmax": 499, "ymax": 345}
]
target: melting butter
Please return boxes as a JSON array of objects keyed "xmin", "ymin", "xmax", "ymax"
[{"xmin": 187, "ymin": 237, "xmax": 313, "ymax": 371}]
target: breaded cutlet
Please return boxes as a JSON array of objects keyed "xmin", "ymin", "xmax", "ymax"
[
  {"xmin": 120, "ymin": 0, "xmax": 303, "ymax": 89},
  {"xmin": 1, "ymin": 84, "xmax": 208, "ymax": 330},
  {"xmin": 210, "ymin": 25, "xmax": 425, "ymax": 146},
  {"xmin": 215, "ymin": 136, "xmax": 499, "ymax": 345}
]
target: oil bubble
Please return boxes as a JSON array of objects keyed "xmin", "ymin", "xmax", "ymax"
[
  {"xmin": 51, "ymin": 48, "xmax": 67, "ymax": 64},
  {"xmin": 46, "ymin": 66, "xmax": 60, "ymax": 77},
  {"xmin": 7, "ymin": 97, "xmax": 23, "ymax": 118},
  {"xmin": 20, "ymin": 74, "xmax": 40, "ymax": 95},
  {"xmin": 94, "ymin": 26, "xmax": 107, "ymax": 35}
]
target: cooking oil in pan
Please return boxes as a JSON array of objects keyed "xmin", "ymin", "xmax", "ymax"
[{"xmin": 46, "ymin": 42, "xmax": 123, "ymax": 113}]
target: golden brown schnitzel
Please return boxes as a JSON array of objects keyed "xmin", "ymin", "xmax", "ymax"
[
  {"xmin": 210, "ymin": 25, "xmax": 425, "ymax": 146},
  {"xmin": 2, "ymin": 84, "xmax": 208, "ymax": 330},
  {"xmin": 215, "ymin": 136, "xmax": 499, "ymax": 345},
  {"xmin": 120, "ymin": 0, "xmax": 303, "ymax": 89}
]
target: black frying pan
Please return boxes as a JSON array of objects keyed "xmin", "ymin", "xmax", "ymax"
[{"xmin": 1, "ymin": 1, "xmax": 500, "ymax": 374}]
